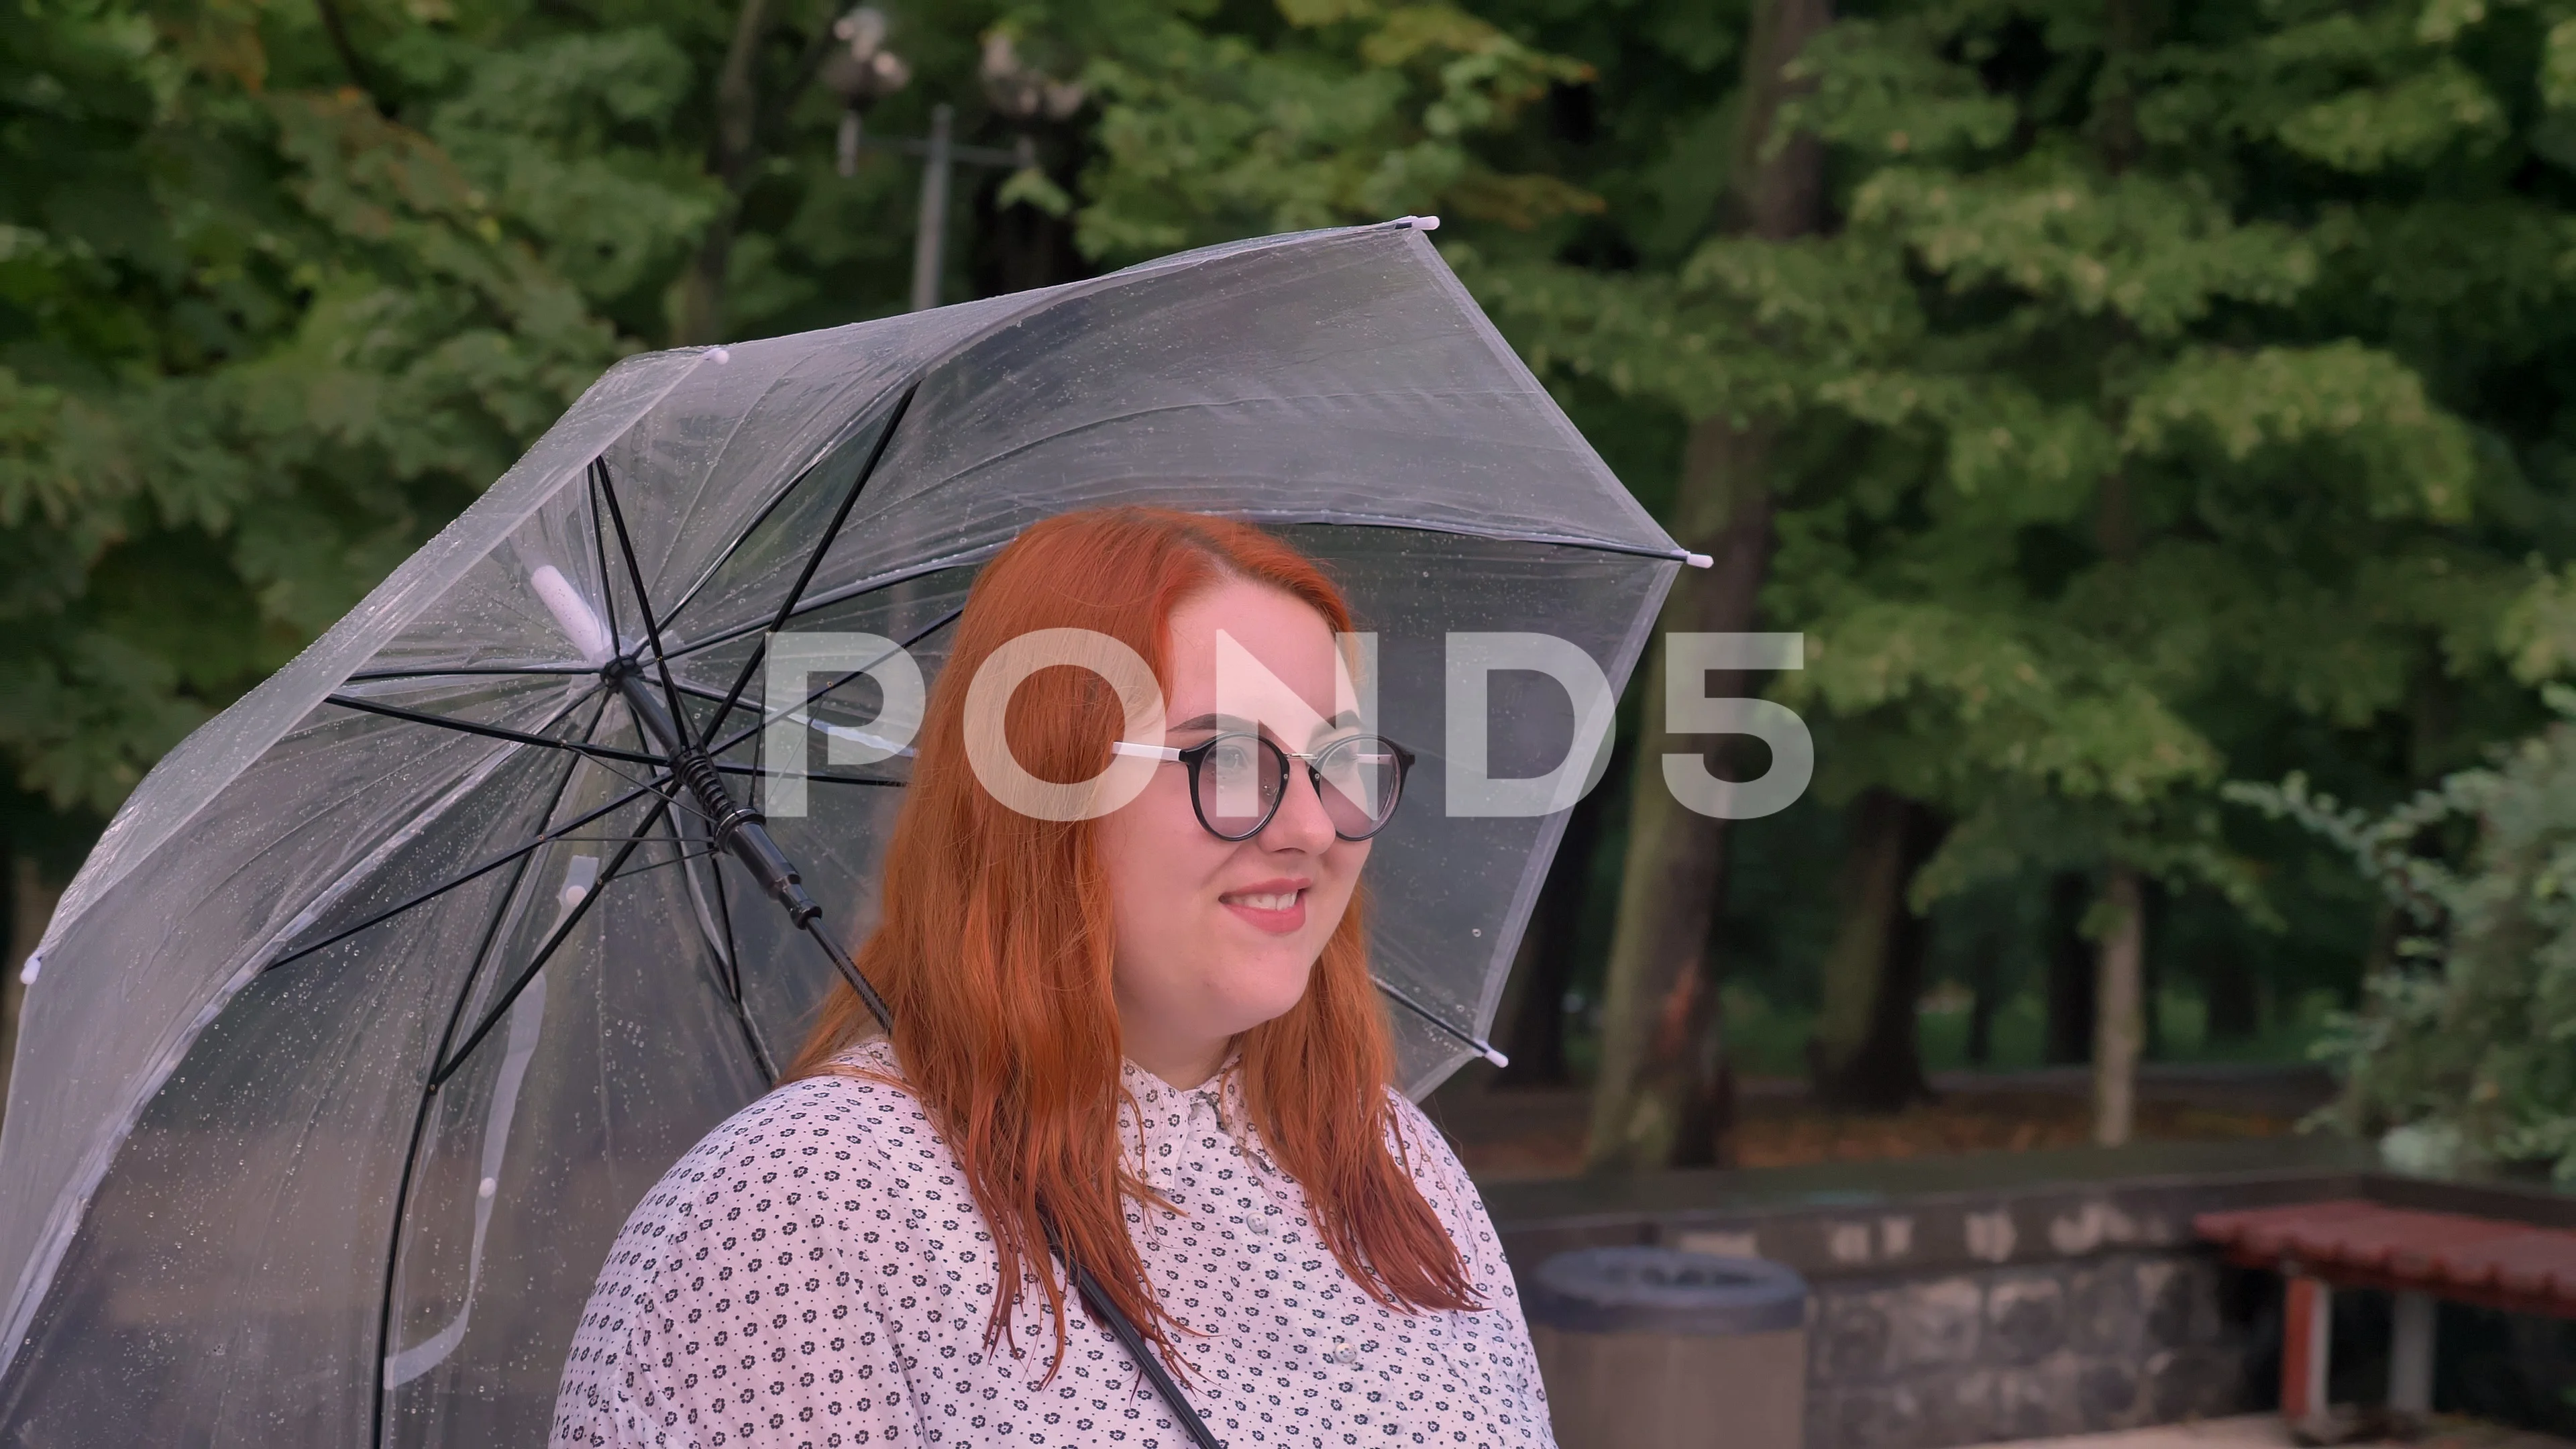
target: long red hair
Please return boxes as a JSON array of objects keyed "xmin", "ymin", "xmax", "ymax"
[{"xmin": 786, "ymin": 506, "xmax": 1478, "ymax": 1377}]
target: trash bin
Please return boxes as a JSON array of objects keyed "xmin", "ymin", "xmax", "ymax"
[{"xmin": 1525, "ymin": 1244, "xmax": 1809, "ymax": 1449}]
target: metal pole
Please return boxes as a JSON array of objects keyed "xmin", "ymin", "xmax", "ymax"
[
  {"xmin": 2390, "ymin": 1288, "xmax": 2435, "ymax": 1416},
  {"xmin": 909, "ymin": 103, "xmax": 953, "ymax": 311}
]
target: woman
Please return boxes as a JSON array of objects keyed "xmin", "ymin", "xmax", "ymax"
[{"xmin": 552, "ymin": 508, "xmax": 1554, "ymax": 1448}]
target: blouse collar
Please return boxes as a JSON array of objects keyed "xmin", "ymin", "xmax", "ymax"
[{"xmin": 830, "ymin": 1038, "xmax": 1281, "ymax": 1183}]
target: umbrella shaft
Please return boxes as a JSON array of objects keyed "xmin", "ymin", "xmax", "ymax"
[
  {"xmin": 613, "ymin": 670, "xmax": 819, "ymax": 926},
  {"xmin": 612, "ymin": 665, "xmax": 898, "ymax": 1034}
]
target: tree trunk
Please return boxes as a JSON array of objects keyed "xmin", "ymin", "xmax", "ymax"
[
  {"xmin": 1582, "ymin": 0, "xmax": 1833, "ymax": 1175},
  {"xmin": 973, "ymin": 138, "xmax": 1091, "ymax": 298},
  {"xmin": 2092, "ymin": 865, "xmax": 2145, "ymax": 1146},
  {"xmin": 314, "ymin": 0, "xmax": 390, "ymax": 114},
  {"xmin": 2204, "ymin": 952, "xmax": 2259, "ymax": 1040},
  {"xmin": 2044, "ymin": 871, "xmax": 2096, "ymax": 1065},
  {"xmin": 1583, "ymin": 427, "xmax": 1771, "ymax": 1170},
  {"xmin": 1808, "ymin": 790, "xmax": 1944, "ymax": 1111},
  {"xmin": 1965, "ymin": 941, "xmax": 1998, "ymax": 1067},
  {"xmin": 2139, "ymin": 879, "xmax": 2165, "ymax": 1061},
  {"xmin": 674, "ymin": 0, "xmax": 780, "ymax": 345},
  {"xmin": 1495, "ymin": 748, "xmax": 1621, "ymax": 1087}
]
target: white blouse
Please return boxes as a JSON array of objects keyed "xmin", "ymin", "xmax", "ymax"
[{"xmin": 551, "ymin": 1039, "xmax": 1556, "ymax": 1448}]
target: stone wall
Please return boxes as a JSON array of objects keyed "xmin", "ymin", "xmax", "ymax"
[
  {"xmin": 1481, "ymin": 1138, "xmax": 2576, "ymax": 1449},
  {"xmin": 1799, "ymin": 1250, "xmax": 2257, "ymax": 1449},
  {"xmin": 1480, "ymin": 1138, "xmax": 2367, "ymax": 1449}
]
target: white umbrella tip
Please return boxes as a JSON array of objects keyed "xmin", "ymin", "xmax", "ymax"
[
  {"xmin": 1393, "ymin": 215, "xmax": 1440, "ymax": 231},
  {"xmin": 1684, "ymin": 552, "xmax": 1713, "ymax": 568},
  {"xmin": 17, "ymin": 951, "xmax": 38, "ymax": 985},
  {"xmin": 1480, "ymin": 1043, "xmax": 1509, "ymax": 1069},
  {"xmin": 706, "ymin": 345, "xmax": 732, "ymax": 364}
]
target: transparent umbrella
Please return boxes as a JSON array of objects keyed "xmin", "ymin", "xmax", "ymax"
[{"xmin": 0, "ymin": 220, "xmax": 1684, "ymax": 1446}]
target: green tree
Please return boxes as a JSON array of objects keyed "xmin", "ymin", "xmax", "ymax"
[
  {"xmin": 0, "ymin": 0, "xmax": 1005, "ymax": 1114},
  {"xmin": 1071, "ymin": 0, "xmax": 1597, "ymax": 263},
  {"xmin": 0, "ymin": 0, "xmax": 1611, "ymax": 1117},
  {"xmin": 1472, "ymin": 0, "xmax": 2576, "ymax": 1155},
  {"xmin": 1, "ymin": 2, "xmax": 626, "ymax": 822},
  {"xmin": 1574, "ymin": 0, "xmax": 1835, "ymax": 1171}
]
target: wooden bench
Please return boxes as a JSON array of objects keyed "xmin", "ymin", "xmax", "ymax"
[{"xmin": 2196, "ymin": 1199, "xmax": 2576, "ymax": 1434}]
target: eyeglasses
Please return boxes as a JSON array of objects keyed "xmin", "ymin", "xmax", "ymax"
[{"xmin": 1110, "ymin": 731, "xmax": 1415, "ymax": 842}]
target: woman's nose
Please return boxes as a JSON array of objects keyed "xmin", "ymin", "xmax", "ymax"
[{"xmin": 1258, "ymin": 765, "xmax": 1336, "ymax": 851}]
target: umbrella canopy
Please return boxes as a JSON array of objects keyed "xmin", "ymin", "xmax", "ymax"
[{"xmin": 0, "ymin": 220, "xmax": 1682, "ymax": 1446}]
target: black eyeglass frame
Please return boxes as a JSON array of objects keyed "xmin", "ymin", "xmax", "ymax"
[{"xmin": 1111, "ymin": 731, "xmax": 1417, "ymax": 842}]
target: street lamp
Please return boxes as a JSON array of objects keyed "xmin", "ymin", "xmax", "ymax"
[
  {"xmin": 822, "ymin": 7, "xmax": 911, "ymax": 179},
  {"xmin": 826, "ymin": 13, "xmax": 1082, "ymax": 312},
  {"xmin": 979, "ymin": 30, "xmax": 1084, "ymax": 149}
]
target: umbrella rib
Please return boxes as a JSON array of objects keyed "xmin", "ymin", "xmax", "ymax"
[
  {"xmin": 345, "ymin": 665, "xmax": 602, "ymax": 681},
  {"xmin": 323, "ymin": 692, "xmax": 670, "ymax": 770},
  {"xmin": 536, "ymin": 833, "xmax": 722, "ymax": 846},
  {"xmin": 654, "ymin": 440, "xmax": 836, "ymax": 632},
  {"xmin": 658, "ymin": 551, "xmax": 978, "ymax": 664},
  {"xmin": 266, "ymin": 778, "xmax": 665, "ymax": 971},
  {"xmin": 591, "ymin": 843, "xmax": 724, "ymax": 877},
  {"xmin": 318, "ymin": 691, "xmax": 794, "ymax": 803},
  {"xmin": 589, "ymin": 463, "xmax": 627, "ymax": 656},
  {"xmin": 707, "ymin": 828, "xmax": 750, "ymax": 1016},
  {"xmin": 1375, "ymin": 977, "xmax": 1510, "ymax": 1068},
  {"xmin": 696, "ymin": 605, "xmax": 965, "ymax": 761},
  {"xmin": 700, "ymin": 380, "xmax": 920, "ymax": 750},
  {"xmin": 370, "ymin": 704, "xmax": 605, "ymax": 1447},
  {"xmin": 326, "ymin": 690, "xmax": 893, "ymax": 791},
  {"xmin": 661, "ymin": 806, "xmax": 778, "ymax": 1081},
  {"xmin": 754, "ymin": 768, "xmax": 907, "ymax": 789},
  {"xmin": 709, "ymin": 850, "xmax": 773, "ymax": 1077},
  {"xmin": 593, "ymin": 455, "xmax": 698, "ymax": 743},
  {"xmin": 658, "ymin": 521, "xmax": 1690, "ymax": 676},
  {"xmin": 339, "ymin": 680, "xmax": 696, "ymax": 811},
  {"xmin": 431, "ymin": 787, "xmax": 680, "ymax": 1087},
  {"xmin": 880, "ymin": 395, "xmax": 1687, "ymax": 568}
]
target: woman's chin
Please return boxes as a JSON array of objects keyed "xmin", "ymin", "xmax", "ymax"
[{"xmin": 1205, "ymin": 957, "xmax": 1318, "ymax": 1031}]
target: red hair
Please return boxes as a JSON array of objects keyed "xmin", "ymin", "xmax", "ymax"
[{"xmin": 786, "ymin": 506, "xmax": 1478, "ymax": 1377}]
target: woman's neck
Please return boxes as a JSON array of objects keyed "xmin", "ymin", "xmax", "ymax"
[{"xmin": 1121, "ymin": 1030, "xmax": 1233, "ymax": 1091}]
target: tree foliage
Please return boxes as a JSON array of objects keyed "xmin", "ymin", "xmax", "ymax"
[
  {"xmin": 2232, "ymin": 690, "xmax": 2576, "ymax": 1182},
  {"xmin": 1468, "ymin": 0, "xmax": 2560, "ymax": 926},
  {"xmin": 12, "ymin": 0, "xmax": 2576, "ymax": 1165},
  {"xmin": 1072, "ymin": 0, "xmax": 1600, "ymax": 262},
  {"xmin": 3, "ymin": 1, "xmax": 625, "ymax": 818}
]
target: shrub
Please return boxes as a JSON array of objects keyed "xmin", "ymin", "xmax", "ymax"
[{"xmin": 2227, "ymin": 687, "xmax": 2576, "ymax": 1181}]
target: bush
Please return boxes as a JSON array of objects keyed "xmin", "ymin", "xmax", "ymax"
[{"xmin": 2227, "ymin": 687, "xmax": 2576, "ymax": 1182}]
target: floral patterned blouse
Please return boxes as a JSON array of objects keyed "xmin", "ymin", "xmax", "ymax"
[{"xmin": 551, "ymin": 1039, "xmax": 1555, "ymax": 1448}]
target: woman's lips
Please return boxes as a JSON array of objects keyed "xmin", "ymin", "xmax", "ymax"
[{"xmin": 1220, "ymin": 885, "xmax": 1307, "ymax": 935}]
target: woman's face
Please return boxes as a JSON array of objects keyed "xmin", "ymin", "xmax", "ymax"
[{"xmin": 1094, "ymin": 579, "xmax": 1371, "ymax": 1087}]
